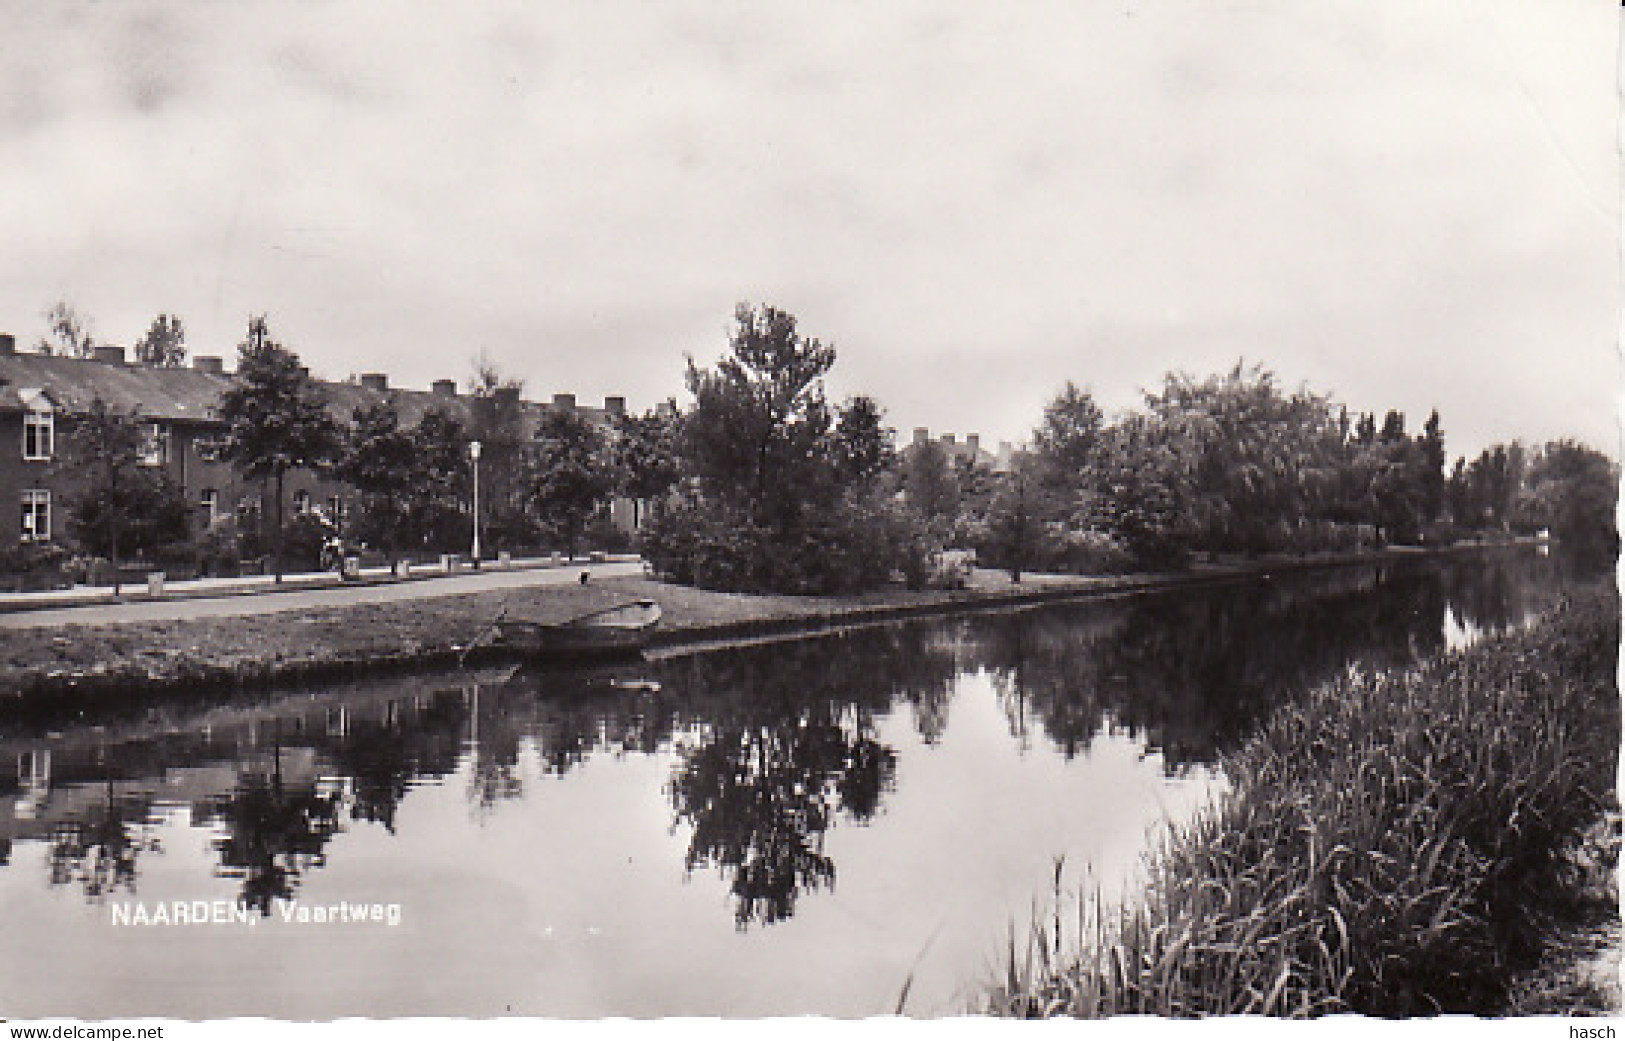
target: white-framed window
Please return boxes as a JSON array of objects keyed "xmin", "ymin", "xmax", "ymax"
[
  {"xmin": 21, "ymin": 490, "xmax": 50, "ymax": 542},
  {"xmin": 327, "ymin": 495, "xmax": 345, "ymax": 529},
  {"xmin": 293, "ymin": 489, "xmax": 312, "ymax": 515},
  {"xmin": 137, "ymin": 423, "xmax": 167, "ymax": 467},
  {"xmin": 201, "ymin": 488, "xmax": 219, "ymax": 526},
  {"xmin": 23, "ymin": 409, "xmax": 53, "ymax": 461}
]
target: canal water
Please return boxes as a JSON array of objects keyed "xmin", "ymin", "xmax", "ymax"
[{"xmin": 0, "ymin": 548, "xmax": 1594, "ymax": 1018}]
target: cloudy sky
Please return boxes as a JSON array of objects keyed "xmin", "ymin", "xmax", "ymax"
[{"xmin": 0, "ymin": 0, "xmax": 1616, "ymax": 458}]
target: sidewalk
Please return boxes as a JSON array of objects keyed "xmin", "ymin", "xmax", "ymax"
[{"xmin": 0, "ymin": 555, "xmax": 646, "ymax": 628}]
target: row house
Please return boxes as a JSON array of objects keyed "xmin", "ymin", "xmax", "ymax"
[
  {"xmin": 906, "ymin": 427, "xmax": 1014, "ymax": 473},
  {"xmin": 0, "ymin": 332, "xmax": 635, "ymax": 557}
]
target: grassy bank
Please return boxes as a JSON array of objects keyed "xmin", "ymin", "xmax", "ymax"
[
  {"xmin": 988, "ymin": 584, "xmax": 1620, "ymax": 1018},
  {"xmin": 0, "ymin": 566, "xmax": 1196, "ymax": 698}
]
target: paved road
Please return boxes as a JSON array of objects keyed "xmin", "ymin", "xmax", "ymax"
[{"xmin": 0, "ymin": 561, "xmax": 645, "ymax": 629}]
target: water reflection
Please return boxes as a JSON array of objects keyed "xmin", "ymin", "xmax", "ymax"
[
  {"xmin": 47, "ymin": 779, "xmax": 156, "ymax": 900},
  {"xmin": 0, "ymin": 548, "xmax": 1589, "ymax": 943},
  {"xmin": 207, "ymin": 741, "xmax": 342, "ymax": 914},
  {"xmin": 663, "ymin": 636, "xmax": 907, "ymax": 926}
]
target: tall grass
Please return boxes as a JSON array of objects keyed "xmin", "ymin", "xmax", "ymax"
[{"xmin": 989, "ymin": 585, "xmax": 1620, "ymax": 1017}]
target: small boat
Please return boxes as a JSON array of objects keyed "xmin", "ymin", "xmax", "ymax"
[{"xmin": 492, "ymin": 598, "xmax": 663, "ymax": 662}]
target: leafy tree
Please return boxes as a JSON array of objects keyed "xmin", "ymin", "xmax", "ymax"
[
  {"xmin": 986, "ymin": 455, "xmax": 1041, "ymax": 582},
  {"xmin": 684, "ymin": 303, "xmax": 838, "ymax": 527},
  {"xmin": 1417, "ymin": 410, "xmax": 1447, "ymax": 524},
  {"xmin": 335, "ymin": 401, "xmax": 420, "ymax": 565},
  {"xmin": 526, "ymin": 407, "xmax": 615, "ymax": 559},
  {"xmin": 1369, "ymin": 436, "xmax": 1427, "ymax": 543},
  {"xmin": 409, "ymin": 407, "xmax": 471, "ymax": 552},
  {"xmin": 645, "ymin": 303, "xmax": 924, "ymax": 595},
  {"xmin": 1446, "ymin": 457, "xmax": 1473, "ymax": 526},
  {"xmin": 1516, "ymin": 440, "xmax": 1618, "ymax": 559},
  {"xmin": 901, "ymin": 438, "xmax": 960, "ymax": 524},
  {"xmin": 831, "ymin": 395, "xmax": 895, "ymax": 490},
  {"xmin": 952, "ymin": 453, "xmax": 998, "ymax": 535},
  {"xmin": 611, "ymin": 402, "xmax": 685, "ymax": 507},
  {"xmin": 1142, "ymin": 363, "xmax": 1336, "ymax": 554},
  {"xmin": 66, "ymin": 397, "xmax": 191, "ymax": 592},
  {"xmin": 1032, "ymin": 381, "xmax": 1104, "ymax": 495},
  {"xmin": 133, "ymin": 314, "xmax": 186, "ymax": 367},
  {"xmin": 217, "ymin": 316, "xmax": 340, "ymax": 582},
  {"xmin": 1077, "ymin": 413, "xmax": 1192, "ymax": 568},
  {"xmin": 467, "ymin": 358, "xmax": 533, "ymax": 549},
  {"xmin": 36, "ymin": 300, "xmax": 96, "ymax": 357}
]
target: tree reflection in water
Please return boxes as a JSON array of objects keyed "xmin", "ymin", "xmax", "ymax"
[
  {"xmin": 208, "ymin": 730, "xmax": 342, "ymax": 915},
  {"xmin": 660, "ymin": 631, "xmax": 952, "ymax": 927},
  {"xmin": 47, "ymin": 780, "xmax": 157, "ymax": 901}
]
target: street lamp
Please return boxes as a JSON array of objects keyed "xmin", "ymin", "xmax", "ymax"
[{"xmin": 469, "ymin": 440, "xmax": 482, "ymax": 568}]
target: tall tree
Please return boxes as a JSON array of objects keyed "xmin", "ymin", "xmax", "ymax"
[
  {"xmin": 467, "ymin": 358, "xmax": 532, "ymax": 548},
  {"xmin": 643, "ymin": 303, "xmax": 920, "ymax": 595},
  {"xmin": 1032, "ymin": 381, "xmax": 1104, "ymax": 495},
  {"xmin": 1417, "ymin": 410, "xmax": 1447, "ymax": 524},
  {"xmin": 986, "ymin": 455, "xmax": 1041, "ymax": 582},
  {"xmin": 1516, "ymin": 440, "xmax": 1618, "ymax": 559},
  {"xmin": 36, "ymin": 300, "xmax": 96, "ymax": 357},
  {"xmin": 410, "ymin": 407, "xmax": 472, "ymax": 552},
  {"xmin": 218, "ymin": 316, "xmax": 339, "ymax": 583},
  {"xmin": 612, "ymin": 402, "xmax": 685, "ymax": 508},
  {"xmin": 683, "ymin": 302, "xmax": 838, "ymax": 528},
  {"xmin": 526, "ymin": 408, "xmax": 615, "ymax": 559},
  {"xmin": 66, "ymin": 397, "xmax": 191, "ymax": 593},
  {"xmin": 901, "ymin": 439, "xmax": 960, "ymax": 523},
  {"xmin": 133, "ymin": 313, "xmax": 187, "ymax": 367},
  {"xmin": 335, "ymin": 401, "xmax": 420, "ymax": 566},
  {"xmin": 831, "ymin": 395, "xmax": 895, "ymax": 491}
]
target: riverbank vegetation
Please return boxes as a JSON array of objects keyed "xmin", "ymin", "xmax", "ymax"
[
  {"xmin": 988, "ymin": 585, "xmax": 1619, "ymax": 1017},
  {"xmin": 634, "ymin": 304, "xmax": 1616, "ymax": 594}
]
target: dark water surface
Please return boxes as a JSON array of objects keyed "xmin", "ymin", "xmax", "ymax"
[{"xmin": 0, "ymin": 548, "xmax": 1592, "ymax": 1017}]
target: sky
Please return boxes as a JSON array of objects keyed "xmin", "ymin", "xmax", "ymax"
[{"xmin": 0, "ymin": 0, "xmax": 1617, "ymax": 460}]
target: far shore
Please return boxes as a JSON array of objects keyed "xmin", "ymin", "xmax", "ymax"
[{"xmin": 0, "ymin": 539, "xmax": 1542, "ymax": 700}]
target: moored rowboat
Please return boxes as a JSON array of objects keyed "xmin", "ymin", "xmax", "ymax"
[{"xmin": 492, "ymin": 598, "xmax": 663, "ymax": 661}]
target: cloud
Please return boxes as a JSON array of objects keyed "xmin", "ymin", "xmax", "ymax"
[{"xmin": 0, "ymin": 0, "xmax": 1613, "ymax": 458}]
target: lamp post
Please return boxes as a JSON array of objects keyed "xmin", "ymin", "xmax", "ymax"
[{"xmin": 469, "ymin": 440, "xmax": 482, "ymax": 568}]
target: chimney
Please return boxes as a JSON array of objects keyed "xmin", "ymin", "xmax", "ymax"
[
  {"xmin": 193, "ymin": 355, "xmax": 224, "ymax": 374},
  {"xmin": 912, "ymin": 427, "xmax": 929, "ymax": 447},
  {"xmin": 552, "ymin": 393, "xmax": 576, "ymax": 411},
  {"xmin": 966, "ymin": 433, "xmax": 981, "ymax": 456},
  {"xmin": 604, "ymin": 395, "xmax": 626, "ymax": 416},
  {"xmin": 0, "ymin": 333, "xmax": 14, "ymax": 356},
  {"xmin": 94, "ymin": 344, "xmax": 124, "ymax": 366},
  {"xmin": 940, "ymin": 433, "xmax": 956, "ymax": 447},
  {"xmin": 432, "ymin": 379, "xmax": 457, "ymax": 397},
  {"xmin": 359, "ymin": 373, "xmax": 389, "ymax": 392}
]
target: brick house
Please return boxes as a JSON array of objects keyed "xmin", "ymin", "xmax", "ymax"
[{"xmin": 0, "ymin": 332, "xmax": 636, "ymax": 561}]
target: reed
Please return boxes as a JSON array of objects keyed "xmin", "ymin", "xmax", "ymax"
[{"xmin": 989, "ymin": 585, "xmax": 1620, "ymax": 1017}]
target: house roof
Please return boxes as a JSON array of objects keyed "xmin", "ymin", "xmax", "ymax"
[
  {"xmin": 0, "ymin": 352, "xmax": 616, "ymax": 434},
  {"xmin": 0, "ymin": 353, "xmax": 230, "ymax": 422}
]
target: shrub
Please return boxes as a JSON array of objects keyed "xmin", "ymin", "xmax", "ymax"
[
  {"xmin": 640, "ymin": 495, "xmax": 927, "ymax": 595},
  {"xmin": 195, "ymin": 518, "xmax": 246, "ymax": 577},
  {"xmin": 0, "ymin": 541, "xmax": 70, "ymax": 575},
  {"xmin": 279, "ymin": 512, "xmax": 335, "ymax": 572}
]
